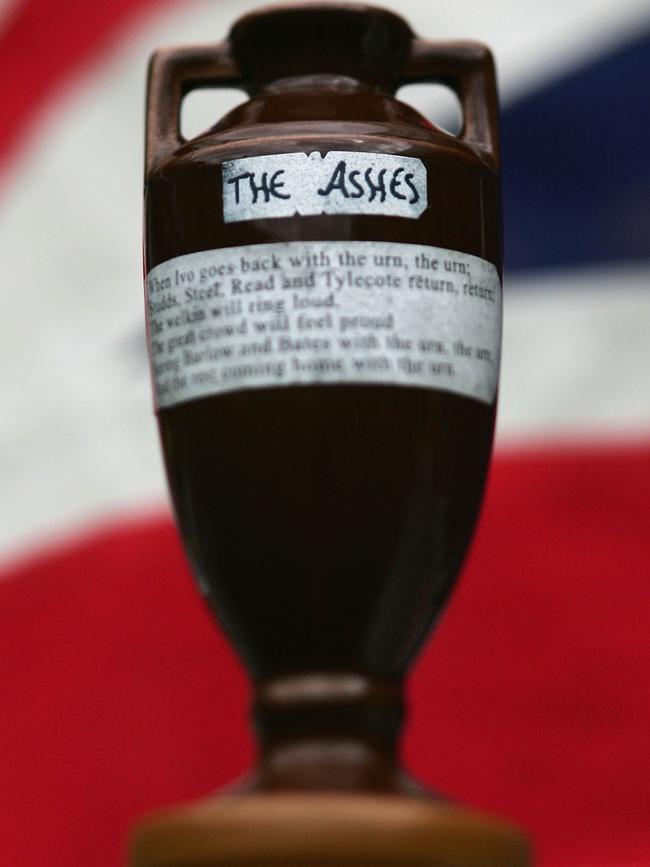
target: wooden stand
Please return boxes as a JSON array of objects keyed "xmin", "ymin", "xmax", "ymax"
[{"xmin": 132, "ymin": 793, "xmax": 529, "ymax": 867}]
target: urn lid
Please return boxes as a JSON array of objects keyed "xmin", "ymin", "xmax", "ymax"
[{"xmin": 230, "ymin": 3, "xmax": 414, "ymax": 91}]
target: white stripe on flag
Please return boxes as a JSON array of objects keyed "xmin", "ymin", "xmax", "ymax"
[{"xmin": 500, "ymin": 263, "xmax": 650, "ymax": 447}]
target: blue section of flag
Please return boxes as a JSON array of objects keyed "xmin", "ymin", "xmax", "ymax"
[{"xmin": 502, "ymin": 30, "xmax": 650, "ymax": 273}]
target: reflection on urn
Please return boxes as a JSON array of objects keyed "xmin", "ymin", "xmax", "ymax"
[{"xmin": 134, "ymin": 4, "xmax": 528, "ymax": 866}]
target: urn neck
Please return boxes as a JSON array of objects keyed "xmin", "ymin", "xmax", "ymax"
[
  {"xmin": 258, "ymin": 73, "xmax": 380, "ymax": 96},
  {"xmin": 230, "ymin": 3, "xmax": 412, "ymax": 95},
  {"xmin": 253, "ymin": 673, "xmax": 404, "ymax": 790}
]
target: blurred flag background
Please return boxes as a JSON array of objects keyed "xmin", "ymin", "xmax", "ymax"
[{"xmin": 1, "ymin": 0, "xmax": 649, "ymax": 865}]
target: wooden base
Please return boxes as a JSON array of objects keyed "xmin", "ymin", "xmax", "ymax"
[{"xmin": 131, "ymin": 793, "xmax": 530, "ymax": 867}]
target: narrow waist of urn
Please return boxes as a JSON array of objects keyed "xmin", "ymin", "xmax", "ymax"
[{"xmin": 253, "ymin": 672, "xmax": 405, "ymax": 791}]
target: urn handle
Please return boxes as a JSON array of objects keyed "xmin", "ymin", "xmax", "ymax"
[
  {"xmin": 145, "ymin": 42, "xmax": 242, "ymax": 175},
  {"xmin": 401, "ymin": 40, "xmax": 500, "ymax": 165}
]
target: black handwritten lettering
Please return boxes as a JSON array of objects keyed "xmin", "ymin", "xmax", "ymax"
[
  {"xmin": 389, "ymin": 167, "xmax": 406, "ymax": 200},
  {"xmin": 348, "ymin": 169, "xmax": 364, "ymax": 199},
  {"xmin": 227, "ymin": 172, "xmax": 252, "ymax": 204},
  {"xmin": 318, "ymin": 160, "xmax": 350, "ymax": 198},
  {"xmin": 404, "ymin": 172, "xmax": 419, "ymax": 204},
  {"xmin": 268, "ymin": 169, "xmax": 290, "ymax": 200},
  {"xmin": 228, "ymin": 169, "xmax": 291, "ymax": 205},
  {"xmin": 224, "ymin": 153, "xmax": 426, "ymax": 220},
  {"xmin": 364, "ymin": 168, "xmax": 387, "ymax": 203}
]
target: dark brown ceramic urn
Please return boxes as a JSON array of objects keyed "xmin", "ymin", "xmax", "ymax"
[{"xmin": 134, "ymin": 3, "xmax": 529, "ymax": 866}]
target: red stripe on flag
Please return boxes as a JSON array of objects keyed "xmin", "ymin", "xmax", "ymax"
[
  {"xmin": 1, "ymin": 442, "xmax": 649, "ymax": 866},
  {"xmin": 0, "ymin": 0, "xmax": 183, "ymax": 172},
  {"xmin": 0, "ymin": 514, "xmax": 251, "ymax": 867},
  {"xmin": 408, "ymin": 440, "xmax": 650, "ymax": 867}
]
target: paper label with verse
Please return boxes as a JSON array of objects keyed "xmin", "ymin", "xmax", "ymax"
[{"xmin": 146, "ymin": 240, "xmax": 501, "ymax": 409}]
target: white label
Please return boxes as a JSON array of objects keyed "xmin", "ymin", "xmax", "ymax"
[
  {"xmin": 146, "ymin": 241, "xmax": 501, "ymax": 409},
  {"xmin": 223, "ymin": 151, "xmax": 427, "ymax": 222}
]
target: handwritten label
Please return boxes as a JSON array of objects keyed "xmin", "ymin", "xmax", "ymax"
[{"xmin": 222, "ymin": 151, "xmax": 428, "ymax": 222}]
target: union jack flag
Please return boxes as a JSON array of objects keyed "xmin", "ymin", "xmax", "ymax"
[{"xmin": 1, "ymin": 0, "xmax": 648, "ymax": 864}]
